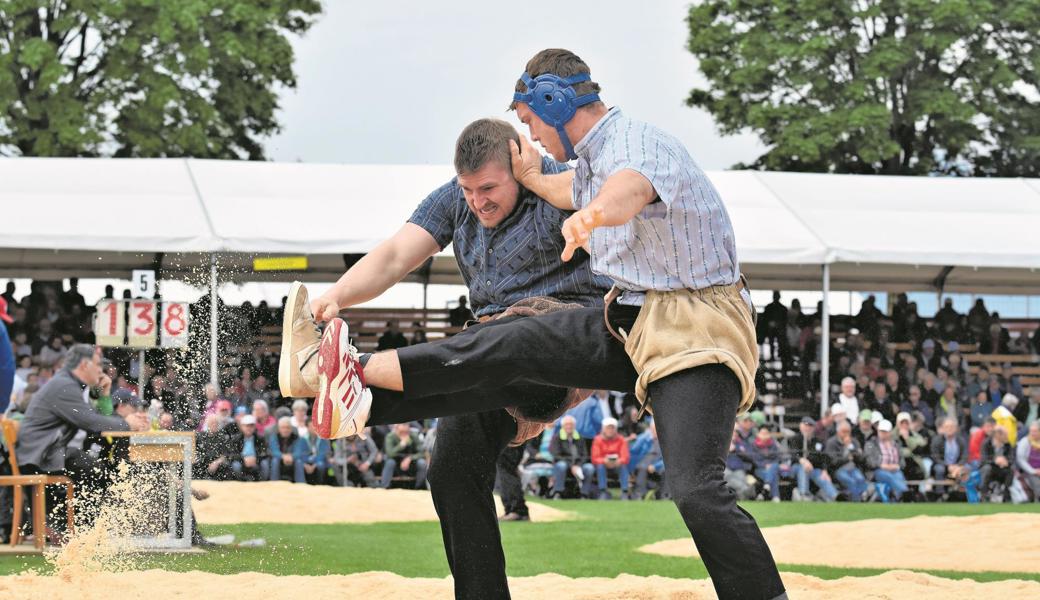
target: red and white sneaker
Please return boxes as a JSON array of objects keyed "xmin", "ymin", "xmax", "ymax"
[{"xmin": 314, "ymin": 318, "xmax": 372, "ymax": 440}]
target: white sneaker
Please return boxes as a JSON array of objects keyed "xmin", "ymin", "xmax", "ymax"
[
  {"xmin": 278, "ymin": 281, "xmax": 321, "ymax": 398},
  {"xmin": 314, "ymin": 317, "xmax": 371, "ymax": 440}
]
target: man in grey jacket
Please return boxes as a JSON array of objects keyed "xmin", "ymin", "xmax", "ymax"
[{"xmin": 17, "ymin": 344, "xmax": 149, "ymax": 531}]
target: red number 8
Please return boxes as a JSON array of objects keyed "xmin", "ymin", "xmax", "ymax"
[{"xmin": 165, "ymin": 304, "xmax": 186, "ymax": 335}]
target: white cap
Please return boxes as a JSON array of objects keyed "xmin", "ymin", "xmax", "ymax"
[
  {"xmin": 601, "ymin": 417, "xmax": 618, "ymax": 428},
  {"xmin": 871, "ymin": 410, "xmax": 883, "ymax": 424},
  {"xmin": 830, "ymin": 403, "xmax": 846, "ymax": 416},
  {"xmin": 877, "ymin": 419, "xmax": 893, "ymax": 432},
  {"xmin": 240, "ymin": 415, "xmax": 257, "ymax": 425},
  {"xmin": 896, "ymin": 412, "xmax": 912, "ymax": 423}
]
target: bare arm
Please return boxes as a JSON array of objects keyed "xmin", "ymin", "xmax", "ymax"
[
  {"xmin": 509, "ymin": 135, "xmax": 575, "ymax": 210},
  {"xmin": 560, "ymin": 169, "xmax": 656, "ymax": 261},
  {"xmin": 313, "ymin": 223, "xmax": 440, "ymax": 321}
]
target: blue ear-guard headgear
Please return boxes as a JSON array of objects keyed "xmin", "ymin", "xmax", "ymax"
[{"xmin": 513, "ymin": 72, "xmax": 600, "ymax": 161}]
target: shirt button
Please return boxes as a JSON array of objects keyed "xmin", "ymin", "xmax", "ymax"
[
  {"xmin": 486, "ymin": 280, "xmax": 492, "ymax": 286},
  {"xmin": 488, "ymin": 248, "xmax": 493, "ymax": 254}
]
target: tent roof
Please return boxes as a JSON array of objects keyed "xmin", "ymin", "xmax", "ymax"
[{"xmin": 2, "ymin": 158, "xmax": 1039, "ymax": 293}]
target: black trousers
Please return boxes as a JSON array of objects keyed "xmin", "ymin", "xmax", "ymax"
[
  {"xmin": 22, "ymin": 448, "xmax": 115, "ymax": 532},
  {"xmin": 370, "ymin": 307, "xmax": 784, "ymax": 600},
  {"xmin": 496, "ymin": 444, "xmax": 528, "ymax": 517}
]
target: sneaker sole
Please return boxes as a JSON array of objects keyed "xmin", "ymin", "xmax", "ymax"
[
  {"xmin": 278, "ymin": 281, "xmax": 305, "ymax": 398},
  {"xmin": 316, "ymin": 318, "xmax": 366, "ymax": 440}
]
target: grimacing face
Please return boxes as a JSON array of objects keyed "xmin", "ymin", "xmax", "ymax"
[{"xmin": 457, "ymin": 160, "xmax": 521, "ymax": 229}]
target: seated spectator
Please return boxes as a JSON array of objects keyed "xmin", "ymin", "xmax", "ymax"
[
  {"xmin": 290, "ymin": 399, "xmax": 310, "ymax": 437},
  {"xmin": 979, "ymin": 426, "xmax": 1014, "ymax": 500},
  {"xmin": 197, "ymin": 414, "xmax": 235, "ymax": 481},
  {"xmin": 969, "ymin": 391, "xmax": 995, "ymax": 429},
  {"xmin": 735, "ymin": 412, "xmax": 756, "ymax": 443},
  {"xmin": 935, "ymin": 382, "xmax": 961, "ymax": 427},
  {"xmin": 865, "ymin": 420, "xmax": 909, "ymax": 502},
  {"xmin": 750, "ymin": 426, "xmax": 783, "ymax": 502},
  {"xmin": 929, "ymin": 417, "xmax": 973, "ymax": 498},
  {"xmin": 252, "ymin": 399, "xmax": 276, "ymax": 437},
  {"xmin": 247, "ymin": 374, "xmax": 274, "ymax": 404},
  {"xmin": 853, "ymin": 409, "xmax": 876, "ymax": 448},
  {"xmin": 893, "ymin": 412, "xmax": 927, "ymax": 480},
  {"xmin": 630, "ymin": 421, "xmax": 665, "ymax": 499},
  {"xmin": 269, "ymin": 416, "xmax": 307, "ymax": 483},
  {"xmin": 999, "ymin": 363, "xmax": 1024, "ymax": 399},
  {"xmin": 618, "ymin": 405, "xmax": 646, "ymax": 442},
  {"xmin": 966, "ymin": 366, "xmax": 989, "ymax": 400},
  {"xmin": 825, "ymin": 421, "xmax": 869, "ymax": 502},
  {"xmin": 814, "ymin": 404, "xmax": 843, "ymax": 442},
  {"xmin": 341, "ymin": 426, "xmax": 382, "ymax": 486},
  {"xmin": 836, "ymin": 377, "xmax": 859, "ymax": 420},
  {"xmin": 38, "ymin": 335, "xmax": 67, "ymax": 367},
  {"xmin": 590, "ymin": 417, "xmax": 631, "ymax": 500},
  {"xmin": 382, "ymin": 423, "xmax": 428, "ymax": 489},
  {"xmin": 901, "ymin": 385, "xmax": 934, "ymax": 429},
  {"xmin": 788, "ymin": 417, "xmax": 838, "ymax": 502},
  {"xmin": 725, "ymin": 425, "xmax": 756, "ymax": 501},
  {"xmin": 196, "ymin": 383, "xmax": 226, "ymax": 431},
  {"xmin": 301, "ymin": 418, "xmax": 331, "ymax": 485},
  {"xmin": 376, "ymin": 321, "xmax": 409, "ymax": 351},
  {"xmin": 992, "ymin": 394, "xmax": 1019, "ymax": 444},
  {"xmin": 968, "ymin": 418, "xmax": 996, "ymax": 465},
  {"xmin": 229, "ymin": 415, "xmax": 271, "ymax": 481},
  {"xmin": 410, "ymin": 321, "xmax": 428, "ymax": 345},
  {"xmin": 158, "ymin": 411, "xmax": 175, "ymax": 430},
  {"xmin": 1015, "ymin": 422, "xmax": 1040, "ymax": 501},
  {"xmin": 549, "ymin": 415, "xmax": 594, "ymax": 499},
  {"xmin": 1014, "ymin": 387, "xmax": 1039, "ymax": 429}
]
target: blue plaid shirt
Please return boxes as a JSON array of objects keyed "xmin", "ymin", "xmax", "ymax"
[{"xmin": 409, "ymin": 158, "xmax": 612, "ymax": 317}]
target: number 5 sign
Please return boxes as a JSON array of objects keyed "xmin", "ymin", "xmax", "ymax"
[
  {"xmin": 128, "ymin": 300, "xmax": 158, "ymax": 348},
  {"xmin": 161, "ymin": 302, "xmax": 190, "ymax": 348}
]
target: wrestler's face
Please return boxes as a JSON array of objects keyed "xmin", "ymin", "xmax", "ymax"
[
  {"xmin": 458, "ymin": 160, "xmax": 520, "ymax": 229},
  {"xmin": 516, "ymin": 103, "xmax": 566, "ymax": 162}
]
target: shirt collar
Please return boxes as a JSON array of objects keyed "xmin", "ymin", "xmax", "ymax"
[
  {"xmin": 65, "ymin": 368, "xmax": 87, "ymax": 390},
  {"xmin": 573, "ymin": 107, "xmax": 622, "ymax": 159}
]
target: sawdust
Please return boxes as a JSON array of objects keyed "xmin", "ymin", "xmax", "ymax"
[
  {"xmin": 2, "ymin": 568, "xmax": 1038, "ymax": 600},
  {"xmin": 640, "ymin": 513, "xmax": 1040, "ymax": 573},
  {"xmin": 191, "ymin": 480, "xmax": 573, "ymax": 524}
]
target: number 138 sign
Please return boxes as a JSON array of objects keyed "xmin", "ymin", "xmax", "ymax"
[{"xmin": 94, "ymin": 300, "xmax": 191, "ymax": 349}]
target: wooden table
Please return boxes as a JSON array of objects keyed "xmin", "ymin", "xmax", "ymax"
[{"xmin": 101, "ymin": 430, "xmax": 195, "ymax": 551}]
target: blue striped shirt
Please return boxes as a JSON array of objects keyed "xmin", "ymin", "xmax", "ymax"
[
  {"xmin": 409, "ymin": 157, "xmax": 612, "ymax": 317},
  {"xmin": 572, "ymin": 108, "xmax": 740, "ymax": 305}
]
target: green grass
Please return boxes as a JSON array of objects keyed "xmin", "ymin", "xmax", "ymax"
[{"xmin": 2, "ymin": 500, "xmax": 1038, "ymax": 582}]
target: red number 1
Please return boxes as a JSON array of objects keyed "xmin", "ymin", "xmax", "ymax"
[{"xmin": 103, "ymin": 302, "xmax": 118, "ymax": 335}]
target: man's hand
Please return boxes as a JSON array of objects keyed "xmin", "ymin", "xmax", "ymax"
[
  {"xmin": 243, "ymin": 455, "xmax": 257, "ymax": 469},
  {"xmin": 358, "ymin": 462, "xmax": 370, "ymax": 473},
  {"xmin": 799, "ymin": 458, "xmax": 813, "ymax": 471},
  {"xmin": 304, "ymin": 463, "xmax": 316, "ymax": 474},
  {"xmin": 561, "ymin": 205, "xmax": 605, "ymax": 262},
  {"xmin": 208, "ymin": 457, "xmax": 225, "ymax": 473},
  {"xmin": 509, "ymin": 135, "xmax": 542, "ymax": 188},
  {"xmin": 311, "ymin": 295, "xmax": 341, "ymax": 324},
  {"xmin": 401, "ymin": 456, "xmax": 412, "ymax": 471},
  {"xmin": 647, "ymin": 464, "xmax": 656, "ymax": 474},
  {"xmin": 282, "ymin": 454, "xmax": 293, "ymax": 466},
  {"xmin": 995, "ymin": 456, "xmax": 1009, "ymax": 468},
  {"xmin": 125, "ymin": 413, "xmax": 149, "ymax": 431},
  {"xmin": 99, "ymin": 373, "xmax": 113, "ymax": 397}
]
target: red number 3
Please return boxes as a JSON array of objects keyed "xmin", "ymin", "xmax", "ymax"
[{"xmin": 133, "ymin": 302, "xmax": 155, "ymax": 335}]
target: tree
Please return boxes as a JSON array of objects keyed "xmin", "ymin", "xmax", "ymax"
[
  {"xmin": 686, "ymin": 0, "xmax": 1040, "ymax": 176},
  {"xmin": 0, "ymin": 0, "xmax": 321, "ymax": 159}
]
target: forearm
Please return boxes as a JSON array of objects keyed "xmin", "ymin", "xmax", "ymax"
[
  {"xmin": 321, "ymin": 224, "xmax": 437, "ymax": 308},
  {"xmin": 586, "ymin": 170, "xmax": 656, "ymax": 227},
  {"xmin": 522, "ymin": 171, "xmax": 575, "ymax": 210}
]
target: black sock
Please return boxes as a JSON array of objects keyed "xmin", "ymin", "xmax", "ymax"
[{"xmin": 359, "ymin": 353, "xmax": 371, "ymax": 368}]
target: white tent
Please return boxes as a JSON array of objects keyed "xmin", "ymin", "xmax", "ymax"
[{"xmin": 4, "ymin": 157, "xmax": 1040, "ymax": 397}]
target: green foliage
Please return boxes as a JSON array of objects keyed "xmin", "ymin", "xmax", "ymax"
[
  {"xmin": 0, "ymin": 0, "xmax": 322, "ymax": 158},
  {"xmin": 686, "ymin": 0, "xmax": 1040, "ymax": 176}
]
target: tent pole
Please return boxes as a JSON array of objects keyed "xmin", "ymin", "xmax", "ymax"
[
  {"xmin": 209, "ymin": 253, "xmax": 218, "ymax": 386},
  {"xmin": 820, "ymin": 264, "xmax": 830, "ymax": 420}
]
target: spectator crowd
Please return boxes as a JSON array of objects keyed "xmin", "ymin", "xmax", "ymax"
[{"xmin": 3, "ymin": 279, "xmax": 1040, "ymax": 536}]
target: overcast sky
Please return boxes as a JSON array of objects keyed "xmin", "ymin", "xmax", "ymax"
[{"xmin": 263, "ymin": 0, "xmax": 764, "ymax": 169}]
